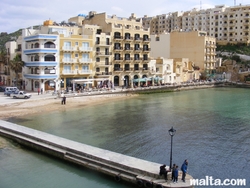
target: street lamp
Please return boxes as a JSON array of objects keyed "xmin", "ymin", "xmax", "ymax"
[{"xmin": 168, "ymin": 127, "xmax": 176, "ymax": 169}]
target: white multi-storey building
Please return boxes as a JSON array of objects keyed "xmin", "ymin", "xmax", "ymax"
[{"xmin": 22, "ymin": 28, "xmax": 60, "ymax": 92}]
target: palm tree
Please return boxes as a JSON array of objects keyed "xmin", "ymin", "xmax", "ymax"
[
  {"xmin": 9, "ymin": 54, "xmax": 24, "ymax": 87},
  {"xmin": 0, "ymin": 49, "xmax": 7, "ymax": 67},
  {"xmin": 0, "ymin": 49, "xmax": 7, "ymax": 84}
]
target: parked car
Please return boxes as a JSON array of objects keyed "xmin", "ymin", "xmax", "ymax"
[
  {"xmin": 11, "ymin": 91, "xmax": 31, "ymax": 99},
  {"xmin": 4, "ymin": 87, "xmax": 18, "ymax": 95},
  {"xmin": 5, "ymin": 90, "xmax": 20, "ymax": 96},
  {"xmin": 0, "ymin": 86, "xmax": 6, "ymax": 92}
]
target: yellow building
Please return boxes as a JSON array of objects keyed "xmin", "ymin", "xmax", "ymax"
[
  {"xmin": 80, "ymin": 11, "xmax": 151, "ymax": 87},
  {"xmin": 170, "ymin": 30, "xmax": 216, "ymax": 75}
]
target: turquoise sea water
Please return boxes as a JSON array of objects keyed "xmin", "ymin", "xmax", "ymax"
[{"xmin": 0, "ymin": 88, "xmax": 249, "ymax": 188}]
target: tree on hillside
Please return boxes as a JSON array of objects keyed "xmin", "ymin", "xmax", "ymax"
[
  {"xmin": 9, "ymin": 54, "xmax": 24, "ymax": 87},
  {"xmin": 0, "ymin": 49, "xmax": 7, "ymax": 65}
]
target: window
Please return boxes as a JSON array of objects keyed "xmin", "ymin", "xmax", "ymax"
[
  {"xmin": 156, "ymin": 37, "xmax": 160, "ymax": 41},
  {"xmin": 75, "ymin": 54, "xmax": 79, "ymax": 58},
  {"xmin": 35, "ymin": 81, "xmax": 39, "ymax": 88},
  {"xmin": 63, "ymin": 65, "xmax": 71, "ymax": 73},
  {"xmin": 34, "ymin": 55, "xmax": 39, "ymax": 61},
  {"xmin": 64, "ymin": 53, "xmax": 71, "ymax": 61},
  {"xmin": 75, "ymin": 42, "xmax": 78, "ymax": 46},
  {"xmin": 82, "ymin": 65, "xmax": 89, "ymax": 72},
  {"xmin": 82, "ymin": 53, "xmax": 89, "ymax": 60},
  {"xmin": 34, "ymin": 43, "xmax": 39, "ymax": 48}
]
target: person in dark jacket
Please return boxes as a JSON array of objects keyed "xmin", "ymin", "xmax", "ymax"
[
  {"xmin": 171, "ymin": 164, "xmax": 176, "ymax": 181},
  {"xmin": 181, "ymin": 159, "xmax": 188, "ymax": 182},
  {"xmin": 159, "ymin": 164, "xmax": 169, "ymax": 180},
  {"xmin": 173, "ymin": 165, "xmax": 179, "ymax": 183}
]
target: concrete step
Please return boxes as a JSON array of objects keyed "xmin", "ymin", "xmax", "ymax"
[{"xmin": 65, "ymin": 152, "xmax": 138, "ymax": 178}]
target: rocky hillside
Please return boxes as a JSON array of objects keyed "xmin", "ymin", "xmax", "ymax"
[{"xmin": 0, "ymin": 29, "xmax": 22, "ymax": 50}]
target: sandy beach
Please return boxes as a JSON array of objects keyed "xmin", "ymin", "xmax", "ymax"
[{"xmin": 0, "ymin": 94, "xmax": 137, "ymax": 120}]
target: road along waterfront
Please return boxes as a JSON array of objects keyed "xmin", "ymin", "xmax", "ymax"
[{"xmin": 0, "ymin": 86, "xmax": 250, "ymax": 188}]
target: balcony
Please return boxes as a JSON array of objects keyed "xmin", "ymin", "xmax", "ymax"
[
  {"xmin": 124, "ymin": 57, "xmax": 133, "ymax": 62},
  {"xmin": 113, "ymin": 47, "xmax": 123, "ymax": 52},
  {"xmin": 78, "ymin": 70, "xmax": 92, "ymax": 75},
  {"xmin": 113, "ymin": 36, "xmax": 123, "ymax": 41},
  {"xmin": 124, "ymin": 68, "xmax": 132, "ymax": 72},
  {"xmin": 243, "ymin": 27, "xmax": 249, "ymax": 32},
  {"xmin": 134, "ymin": 48, "xmax": 141, "ymax": 52},
  {"xmin": 96, "ymin": 52, "xmax": 112, "ymax": 56},
  {"xmin": 114, "ymin": 58, "xmax": 123, "ymax": 62},
  {"xmin": 124, "ymin": 47, "xmax": 133, "ymax": 51},
  {"xmin": 24, "ymin": 73, "xmax": 57, "ymax": 79},
  {"xmin": 134, "ymin": 58, "xmax": 142, "ymax": 62},
  {"xmin": 134, "ymin": 38, "xmax": 142, "ymax": 43},
  {"xmin": 143, "ymin": 38, "xmax": 150, "ymax": 43},
  {"xmin": 183, "ymin": 67, "xmax": 189, "ymax": 72},
  {"xmin": 62, "ymin": 46, "xmax": 77, "ymax": 52},
  {"xmin": 62, "ymin": 58, "xmax": 77, "ymax": 63},
  {"xmin": 143, "ymin": 48, "xmax": 150, "ymax": 53},
  {"xmin": 62, "ymin": 70, "xmax": 78, "ymax": 75},
  {"xmin": 79, "ymin": 47, "xmax": 93, "ymax": 52},
  {"xmin": 96, "ymin": 41, "xmax": 112, "ymax": 46},
  {"xmin": 124, "ymin": 36, "xmax": 133, "ymax": 42},
  {"xmin": 78, "ymin": 58, "xmax": 93, "ymax": 64},
  {"xmin": 95, "ymin": 72, "xmax": 111, "ymax": 77},
  {"xmin": 134, "ymin": 68, "xmax": 140, "ymax": 72},
  {"xmin": 143, "ymin": 58, "xmax": 150, "ymax": 63},
  {"xmin": 15, "ymin": 48, "xmax": 22, "ymax": 54},
  {"xmin": 243, "ymin": 21, "xmax": 250, "ymax": 26},
  {"xmin": 114, "ymin": 68, "xmax": 123, "ymax": 72},
  {"xmin": 24, "ymin": 48, "xmax": 58, "ymax": 55},
  {"xmin": 96, "ymin": 62, "xmax": 111, "ymax": 66},
  {"xmin": 165, "ymin": 70, "xmax": 172, "ymax": 74}
]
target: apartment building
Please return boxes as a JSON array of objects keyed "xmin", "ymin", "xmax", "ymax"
[
  {"xmin": 21, "ymin": 19, "xmax": 96, "ymax": 92},
  {"xmin": 150, "ymin": 30, "xmax": 216, "ymax": 76},
  {"xmin": 3, "ymin": 38, "xmax": 23, "ymax": 87},
  {"xmin": 142, "ymin": 4, "xmax": 250, "ymax": 44},
  {"xmin": 81, "ymin": 11, "xmax": 151, "ymax": 87}
]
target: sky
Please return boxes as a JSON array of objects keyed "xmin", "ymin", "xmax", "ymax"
[{"xmin": 0, "ymin": 0, "xmax": 248, "ymax": 33}]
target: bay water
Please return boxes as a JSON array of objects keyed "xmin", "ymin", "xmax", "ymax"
[{"xmin": 0, "ymin": 87, "xmax": 249, "ymax": 188}]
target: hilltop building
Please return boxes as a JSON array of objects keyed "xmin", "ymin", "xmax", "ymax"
[{"xmin": 142, "ymin": 4, "xmax": 250, "ymax": 44}]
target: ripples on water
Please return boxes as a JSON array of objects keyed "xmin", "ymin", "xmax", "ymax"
[{"xmin": 1, "ymin": 88, "xmax": 250, "ymax": 188}]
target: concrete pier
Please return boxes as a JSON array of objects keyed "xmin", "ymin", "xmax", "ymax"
[{"xmin": 0, "ymin": 120, "xmax": 193, "ymax": 188}]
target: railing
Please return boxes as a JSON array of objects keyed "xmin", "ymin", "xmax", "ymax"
[
  {"xmin": 62, "ymin": 70, "xmax": 77, "ymax": 74},
  {"xmin": 114, "ymin": 68, "xmax": 123, "ymax": 71},
  {"xmin": 62, "ymin": 46, "xmax": 77, "ymax": 51},
  {"xmin": 79, "ymin": 70, "xmax": 92, "ymax": 74},
  {"xmin": 79, "ymin": 47, "xmax": 92, "ymax": 51},
  {"xmin": 78, "ymin": 59, "xmax": 93, "ymax": 63},
  {"xmin": 62, "ymin": 58, "xmax": 77, "ymax": 63}
]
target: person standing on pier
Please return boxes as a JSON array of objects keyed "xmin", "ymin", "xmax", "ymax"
[
  {"xmin": 173, "ymin": 165, "xmax": 179, "ymax": 183},
  {"xmin": 171, "ymin": 163, "xmax": 176, "ymax": 181},
  {"xmin": 181, "ymin": 159, "xmax": 188, "ymax": 182}
]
